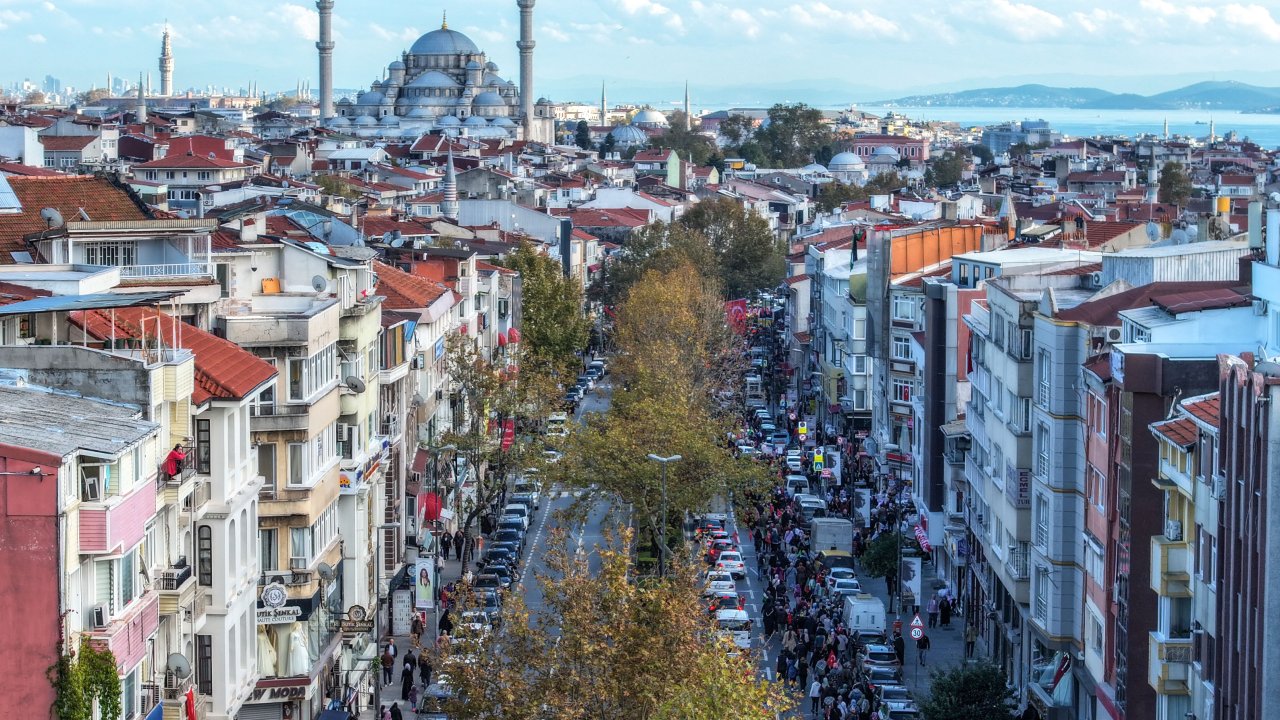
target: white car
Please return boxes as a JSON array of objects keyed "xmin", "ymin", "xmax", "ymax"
[
  {"xmin": 704, "ymin": 570, "xmax": 736, "ymax": 596},
  {"xmin": 786, "ymin": 458, "xmax": 804, "ymax": 473},
  {"xmin": 542, "ymin": 449, "xmax": 563, "ymax": 464},
  {"xmin": 831, "ymin": 577, "xmax": 863, "ymax": 597},
  {"xmin": 715, "ymin": 608, "xmax": 752, "ymax": 650},
  {"xmin": 715, "ymin": 551, "xmax": 746, "ymax": 579}
]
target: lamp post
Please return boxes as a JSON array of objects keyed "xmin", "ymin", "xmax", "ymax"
[
  {"xmin": 646, "ymin": 454, "xmax": 682, "ymax": 577},
  {"xmin": 372, "ymin": 521, "xmax": 400, "ymax": 717}
]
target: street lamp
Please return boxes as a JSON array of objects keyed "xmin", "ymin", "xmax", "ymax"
[
  {"xmin": 372, "ymin": 521, "xmax": 401, "ymax": 717},
  {"xmin": 646, "ymin": 454, "xmax": 682, "ymax": 577}
]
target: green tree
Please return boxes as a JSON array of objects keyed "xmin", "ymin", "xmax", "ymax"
[
  {"xmin": 75, "ymin": 88, "xmax": 112, "ymax": 106},
  {"xmin": 752, "ymin": 103, "xmax": 835, "ymax": 167},
  {"xmin": 501, "ymin": 241, "xmax": 591, "ymax": 372},
  {"xmin": 679, "ymin": 197, "xmax": 784, "ymax": 299},
  {"xmin": 315, "ymin": 174, "xmax": 359, "ymax": 200},
  {"xmin": 928, "ymin": 148, "xmax": 970, "ymax": 187},
  {"xmin": 598, "ymin": 132, "xmax": 616, "ymax": 156},
  {"xmin": 860, "ymin": 532, "xmax": 901, "ymax": 580},
  {"xmin": 816, "ymin": 181, "xmax": 868, "ymax": 212},
  {"xmin": 1158, "ymin": 161, "xmax": 1193, "ymax": 206},
  {"xmin": 651, "ymin": 123, "xmax": 716, "ymax": 166},
  {"xmin": 970, "ymin": 143, "xmax": 995, "ymax": 165},
  {"xmin": 918, "ymin": 663, "xmax": 1018, "ymax": 720},
  {"xmin": 588, "ymin": 220, "xmax": 715, "ymax": 308},
  {"xmin": 574, "ymin": 119, "xmax": 592, "ymax": 150},
  {"xmin": 717, "ymin": 113, "xmax": 756, "ymax": 146},
  {"xmin": 864, "ymin": 171, "xmax": 905, "ymax": 195}
]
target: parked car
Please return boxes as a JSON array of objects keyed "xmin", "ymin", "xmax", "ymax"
[
  {"xmin": 862, "ymin": 644, "xmax": 900, "ymax": 668},
  {"xmin": 493, "ymin": 529, "xmax": 524, "ymax": 550},
  {"xmin": 703, "ymin": 570, "xmax": 736, "ymax": 596},
  {"xmin": 715, "ymin": 551, "xmax": 746, "ymax": 579}
]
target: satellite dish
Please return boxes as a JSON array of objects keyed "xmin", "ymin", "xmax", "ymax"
[
  {"xmin": 1145, "ymin": 221, "xmax": 1160, "ymax": 242},
  {"xmin": 311, "ymin": 275, "xmax": 329, "ymax": 293},
  {"xmin": 381, "ymin": 231, "xmax": 393, "ymax": 245},
  {"xmin": 317, "ymin": 561, "xmax": 335, "ymax": 582},
  {"xmin": 167, "ymin": 653, "xmax": 192, "ymax": 679},
  {"xmin": 39, "ymin": 208, "xmax": 64, "ymax": 228},
  {"xmin": 345, "ymin": 376, "xmax": 367, "ymax": 393},
  {"xmin": 390, "ymin": 237, "xmax": 405, "ymax": 248}
]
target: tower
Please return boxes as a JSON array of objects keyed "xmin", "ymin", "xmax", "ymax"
[
  {"xmin": 159, "ymin": 25, "xmax": 174, "ymax": 96},
  {"xmin": 684, "ymin": 81, "xmax": 691, "ymax": 132},
  {"xmin": 316, "ymin": 0, "xmax": 335, "ymax": 119},
  {"xmin": 517, "ymin": 0, "xmax": 536, "ymax": 140},
  {"xmin": 1163, "ymin": 117, "xmax": 1169, "ymax": 140},
  {"xmin": 442, "ymin": 149, "xmax": 459, "ymax": 221},
  {"xmin": 1209, "ymin": 117, "xmax": 1216, "ymax": 145},
  {"xmin": 600, "ymin": 81, "xmax": 607, "ymax": 126},
  {"xmin": 136, "ymin": 73, "xmax": 147, "ymax": 122}
]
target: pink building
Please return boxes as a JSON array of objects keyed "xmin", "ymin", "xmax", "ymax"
[{"xmin": 850, "ymin": 134, "xmax": 930, "ymax": 166}]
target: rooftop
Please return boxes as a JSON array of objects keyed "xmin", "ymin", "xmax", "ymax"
[
  {"xmin": 0, "ymin": 175, "xmax": 148, "ymax": 264},
  {"xmin": 0, "ymin": 384, "xmax": 156, "ymax": 458},
  {"xmin": 1181, "ymin": 393, "xmax": 1221, "ymax": 430},
  {"xmin": 1151, "ymin": 416, "xmax": 1198, "ymax": 449}
]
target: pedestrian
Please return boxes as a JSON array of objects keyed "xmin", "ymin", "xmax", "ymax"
[
  {"xmin": 380, "ymin": 648, "xmax": 394, "ymax": 686},
  {"xmin": 891, "ymin": 632, "xmax": 905, "ymax": 666},
  {"xmin": 441, "ymin": 531, "xmax": 452, "ymax": 560},
  {"xmin": 378, "ymin": 705, "xmax": 389, "ymax": 720},
  {"xmin": 926, "ymin": 597, "xmax": 939, "ymax": 629},
  {"xmin": 809, "ymin": 679, "xmax": 822, "ymax": 715},
  {"xmin": 454, "ymin": 529, "xmax": 464, "ymax": 561},
  {"xmin": 410, "ymin": 614, "xmax": 424, "ymax": 648},
  {"xmin": 964, "ymin": 622, "xmax": 977, "ymax": 659},
  {"xmin": 402, "ymin": 651, "xmax": 415, "ymax": 682},
  {"xmin": 386, "ymin": 638, "xmax": 398, "ymax": 660},
  {"xmin": 939, "ymin": 596, "xmax": 952, "ymax": 628},
  {"xmin": 400, "ymin": 664, "xmax": 414, "ymax": 700},
  {"xmin": 389, "ymin": 702, "xmax": 403, "ymax": 720},
  {"xmin": 916, "ymin": 633, "xmax": 930, "ymax": 666},
  {"xmin": 418, "ymin": 652, "xmax": 433, "ymax": 686}
]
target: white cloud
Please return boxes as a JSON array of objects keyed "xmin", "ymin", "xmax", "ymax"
[
  {"xmin": 540, "ymin": 23, "xmax": 570, "ymax": 42},
  {"xmin": 971, "ymin": 0, "xmax": 1064, "ymax": 40},
  {"xmin": 369, "ymin": 22, "xmax": 419, "ymax": 44},
  {"xmin": 614, "ymin": 0, "xmax": 684, "ymax": 33},
  {"xmin": 272, "ymin": 3, "xmax": 318, "ymax": 42},
  {"xmin": 0, "ymin": 8, "xmax": 29, "ymax": 28},
  {"xmin": 1222, "ymin": 3, "xmax": 1280, "ymax": 41},
  {"xmin": 27, "ymin": 32, "xmax": 44, "ymax": 42},
  {"xmin": 787, "ymin": 3, "xmax": 900, "ymax": 38}
]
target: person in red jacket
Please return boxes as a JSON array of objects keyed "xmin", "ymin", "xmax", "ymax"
[{"xmin": 163, "ymin": 444, "xmax": 186, "ymax": 480}]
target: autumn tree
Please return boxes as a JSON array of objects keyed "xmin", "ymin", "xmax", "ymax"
[
  {"xmin": 650, "ymin": 120, "xmax": 716, "ymax": 166},
  {"xmin": 434, "ymin": 528, "xmax": 792, "ymax": 719},
  {"xmin": 680, "ymin": 197, "xmax": 785, "ymax": 300},
  {"xmin": 587, "ymin": 220, "xmax": 715, "ymax": 308},
  {"xmin": 24, "ymin": 90, "xmax": 46, "ymax": 105},
  {"xmin": 500, "ymin": 241, "xmax": 591, "ymax": 374},
  {"xmin": 1158, "ymin": 161, "xmax": 1193, "ymax": 207},
  {"xmin": 75, "ymin": 88, "xmax": 112, "ymax": 106},
  {"xmin": 918, "ymin": 663, "xmax": 1018, "ymax": 720}
]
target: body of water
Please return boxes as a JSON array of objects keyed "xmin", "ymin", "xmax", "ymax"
[{"xmin": 857, "ymin": 105, "xmax": 1280, "ymax": 148}]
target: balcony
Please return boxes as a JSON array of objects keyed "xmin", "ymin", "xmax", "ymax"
[
  {"xmin": 156, "ymin": 561, "xmax": 196, "ymax": 616},
  {"xmin": 1005, "ymin": 544, "xmax": 1030, "ymax": 581},
  {"xmin": 1148, "ymin": 632, "xmax": 1193, "ymax": 695},
  {"xmin": 970, "ymin": 364, "xmax": 991, "ymax": 399},
  {"xmin": 380, "ymin": 417, "xmax": 402, "ymax": 440},
  {"xmin": 158, "ymin": 459, "xmax": 197, "ymax": 507},
  {"xmin": 153, "ymin": 673, "xmax": 210, "ymax": 720},
  {"xmin": 249, "ymin": 402, "xmax": 311, "ymax": 432},
  {"xmin": 79, "ymin": 479, "xmax": 157, "ymax": 555},
  {"xmin": 85, "ymin": 591, "xmax": 159, "ymax": 672},
  {"xmin": 119, "ymin": 262, "xmax": 212, "ymax": 279},
  {"xmin": 1150, "ymin": 535, "xmax": 1192, "ymax": 597}
]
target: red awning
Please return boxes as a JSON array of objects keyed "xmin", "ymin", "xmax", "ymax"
[
  {"xmin": 411, "ymin": 448, "xmax": 429, "ymax": 475},
  {"xmin": 588, "ymin": 263, "xmax": 602, "ymax": 272},
  {"xmin": 507, "ymin": 327, "xmax": 521, "ymax": 343},
  {"xmin": 497, "ymin": 331, "xmax": 508, "ymax": 347}
]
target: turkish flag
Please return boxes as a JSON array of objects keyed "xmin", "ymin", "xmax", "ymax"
[
  {"xmin": 724, "ymin": 299, "xmax": 748, "ymax": 334},
  {"xmin": 419, "ymin": 492, "xmax": 442, "ymax": 523},
  {"xmin": 501, "ymin": 419, "xmax": 515, "ymax": 451},
  {"xmin": 185, "ymin": 688, "xmax": 197, "ymax": 720}
]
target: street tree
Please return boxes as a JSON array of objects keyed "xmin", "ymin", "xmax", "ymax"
[
  {"xmin": 918, "ymin": 662, "xmax": 1018, "ymax": 720},
  {"xmin": 434, "ymin": 528, "xmax": 792, "ymax": 719},
  {"xmin": 752, "ymin": 103, "xmax": 836, "ymax": 167},
  {"xmin": 861, "ymin": 532, "xmax": 901, "ymax": 587},
  {"xmin": 1158, "ymin": 161, "xmax": 1193, "ymax": 206},
  {"xmin": 587, "ymin": 220, "xmax": 715, "ymax": 308},
  {"xmin": 500, "ymin": 242, "xmax": 592, "ymax": 373},
  {"xmin": 679, "ymin": 197, "xmax": 784, "ymax": 300},
  {"xmin": 573, "ymin": 120, "xmax": 592, "ymax": 150},
  {"xmin": 75, "ymin": 88, "xmax": 112, "ymax": 106},
  {"xmin": 817, "ymin": 181, "xmax": 868, "ymax": 213},
  {"xmin": 928, "ymin": 148, "xmax": 970, "ymax": 187},
  {"xmin": 717, "ymin": 113, "xmax": 756, "ymax": 146},
  {"xmin": 970, "ymin": 143, "xmax": 995, "ymax": 165},
  {"xmin": 650, "ymin": 121, "xmax": 716, "ymax": 166}
]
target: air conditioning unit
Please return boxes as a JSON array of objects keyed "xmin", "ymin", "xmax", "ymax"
[
  {"xmin": 412, "ymin": 355, "xmax": 425, "ymax": 370},
  {"xmin": 90, "ymin": 604, "xmax": 109, "ymax": 629},
  {"xmin": 1105, "ymin": 327, "xmax": 1123, "ymax": 343},
  {"xmin": 337, "ymin": 424, "xmax": 351, "ymax": 442},
  {"xmin": 1164, "ymin": 520, "xmax": 1183, "ymax": 541},
  {"xmin": 1213, "ymin": 474, "xmax": 1226, "ymax": 499},
  {"xmin": 289, "ymin": 556, "xmax": 308, "ymax": 570},
  {"xmin": 1088, "ymin": 272, "xmax": 1105, "ymax": 289}
]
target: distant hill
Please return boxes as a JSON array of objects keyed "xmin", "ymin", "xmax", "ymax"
[{"xmin": 873, "ymin": 81, "xmax": 1280, "ymax": 111}]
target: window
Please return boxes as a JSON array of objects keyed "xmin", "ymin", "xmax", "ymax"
[
  {"xmin": 892, "ymin": 296, "xmax": 916, "ymax": 321},
  {"xmin": 194, "ymin": 418, "xmax": 211, "ymax": 474},
  {"xmin": 892, "ymin": 378, "xmax": 912, "ymax": 403},
  {"xmin": 196, "ymin": 635, "xmax": 212, "ymax": 695},
  {"xmin": 83, "ymin": 242, "xmax": 137, "ymax": 267},
  {"xmin": 854, "ymin": 389, "xmax": 867, "ymax": 409},
  {"xmin": 1089, "ymin": 613, "xmax": 1104, "ymax": 655},
  {"xmin": 993, "ymin": 314, "xmax": 1006, "ymax": 349},
  {"xmin": 853, "ymin": 318, "xmax": 866, "ymax": 340},
  {"xmin": 120, "ymin": 548, "xmax": 136, "ymax": 608},
  {"xmin": 122, "ymin": 669, "xmax": 137, "ymax": 720},
  {"xmin": 1087, "ymin": 391, "xmax": 1107, "ymax": 438},
  {"xmin": 853, "ymin": 355, "xmax": 868, "ymax": 374},
  {"xmin": 1035, "ymin": 423, "xmax": 1050, "ymax": 478},
  {"xmin": 1034, "ymin": 494, "xmax": 1050, "ymax": 548},
  {"xmin": 259, "ymin": 529, "xmax": 278, "ymax": 572},
  {"xmin": 257, "ymin": 443, "xmax": 276, "ymax": 494},
  {"xmin": 1084, "ymin": 539, "xmax": 1104, "ymax": 584},
  {"xmin": 290, "ymin": 526, "xmax": 312, "ymax": 566},
  {"xmin": 310, "ymin": 502, "xmax": 339, "ymax": 557},
  {"xmin": 958, "ymin": 263, "xmax": 970, "ymax": 286},
  {"xmin": 1086, "ymin": 464, "xmax": 1106, "ymax": 511},
  {"xmin": 288, "ymin": 442, "xmax": 305, "ymax": 486},
  {"xmin": 1018, "ymin": 397, "xmax": 1032, "ymax": 434},
  {"xmin": 1197, "ymin": 526, "xmax": 1217, "ymax": 588},
  {"xmin": 287, "ymin": 344, "xmax": 338, "ymax": 402},
  {"xmin": 892, "ymin": 335, "xmax": 912, "ymax": 360},
  {"xmin": 197, "ymin": 525, "xmax": 212, "ymax": 586},
  {"xmin": 1034, "ymin": 567, "xmax": 1049, "ymax": 622},
  {"xmin": 1037, "ymin": 350, "xmax": 1051, "ymax": 407}
]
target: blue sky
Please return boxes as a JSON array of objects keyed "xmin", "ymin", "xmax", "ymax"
[{"xmin": 2, "ymin": 0, "xmax": 1280, "ymax": 103}]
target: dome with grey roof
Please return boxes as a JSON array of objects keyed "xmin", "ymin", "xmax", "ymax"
[
  {"xmin": 802, "ymin": 163, "xmax": 828, "ymax": 174},
  {"xmin": 631, "ymin": 109, "xmax": 669, "ymax": 128},
  {"xmin": 871, "ymin": 146, "xmax": 900, "ymax": 161},
  {"xmin": 465, "ymin": 60, "xmax": 483, "ymax": 70},
  {"xmin": 436, "ymin": 115, "xmax": 461, "ymax": 127},
  {"xmin": 379, "ymin": 114, "xmax": 400, "ymax": 126},
  {"xmin": 328, "ymin": 116, "xmax": 351, "ymax": 127},
  {"xmin": 609, "ymin": 124, "xmax": 648, "ymax": 146},
  {"xmin": 485, "ymin": 61, "xmax": 499, "ymax": 72},
  {"xmin": 473, "ymin": 91, "xmax": 505, "ymax": 107},
  {"xmin": 407, "ymin": 70, "xmax": 459, "ymax": 89},
  {"xmin": 464, "ymin": 115, "xmax": 489, "ymax": 127},
  {"xmin": 828, "ymin": 151, "xmax": 865, "ymax": 170},
  {"xmin": 357, "ymin": 90, "xmax": 386, "ymax": 106},
  {"xmin": 410, "ymin": 27, "xmax": 480, "ymax": 56},
  {"xmin": 406, "ymin": 106, "xmax": 434, "ymax": 118},
  {"xmin": 352, "ymin": 115, "xmax": 377, "ymax": 126},
  {"xmin": 492, "ymin": 116, "xmax": 516, "ymax": 128},
  {"xmin": 389, "ymin": 60, "xmax": 406, "ymax": 70}
]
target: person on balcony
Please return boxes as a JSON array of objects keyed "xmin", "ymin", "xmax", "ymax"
[{"xmin": 163, "ymin": 444, "xmax": 187, "ymax": 481}]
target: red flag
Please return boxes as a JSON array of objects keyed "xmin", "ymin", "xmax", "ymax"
[
  {"xmin": 724, "ymin": 299, "xmax": 748, "ymax": 334},
  {"xmin": 185, "ymin": 688, "xmax": 197, "ymax": 720},
  {"xmin": 501, "ymin": 419, "xmax": 515, "ymax": 451},
  {"xmin": 419, "ymin": 492, "xmax": 442, "ymax": 523}
]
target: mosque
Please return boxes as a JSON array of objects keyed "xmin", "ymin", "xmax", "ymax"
[{"xmin": 325, "ymin": 11, "xmax": 554, "ymax": 142}]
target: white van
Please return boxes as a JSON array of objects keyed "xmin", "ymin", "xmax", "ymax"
[
  {"xmin": 715, "ymin": 608, "xmax": 752, "ymax": 650},
  {"xmin": 785, "ymin": 474, "xmax": 809, "ymax": 496}
]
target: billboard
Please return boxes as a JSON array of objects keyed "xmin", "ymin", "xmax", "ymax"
[{"xmin": 415, "ymin": 556, "xmax": 436, "ymax": 610}]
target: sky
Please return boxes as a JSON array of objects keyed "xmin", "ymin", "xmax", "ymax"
[{"xmin": 2, "ymin": 0, "xmax": 1280, "ymax": 104}]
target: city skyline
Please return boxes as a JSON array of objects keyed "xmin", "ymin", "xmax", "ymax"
[{"xmin": 3, "ymin": 0, "xmax": 1280, "ymax": 101}]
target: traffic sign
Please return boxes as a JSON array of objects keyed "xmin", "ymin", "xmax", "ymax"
[
  {"xmin": 910, "ymin": 614, "xmax": 924, "ymax": 630},
  {"xmin": 798, "ymin": 421, "xmax": 808, "ymax": 436},
  {"xmin": 910, "ymin": 627, "xmax": 924, "ymax": 640}
]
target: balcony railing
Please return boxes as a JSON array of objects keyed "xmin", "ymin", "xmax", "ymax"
[
  {"xmin": 380, "ymin": 418, "xmax": 401, "ymax": 438},
  {"xmin": 157, "ymin": 563, "xmax": 193, "ymax": 591},
  {"xmin": 182, "ymin": 479, "xmax": 211, "ymax": 514},
  {"xmin": 119, "ymin": 262, "xmax": 212, "ymax": 279},
  {"xmin": 250, "ymin": 403, "xmax": 309, "ymax": 417}
]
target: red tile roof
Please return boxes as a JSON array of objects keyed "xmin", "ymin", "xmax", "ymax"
[
  {"xmin": 1056, "ymin": 281, "xmax": 1242, "ymax": 326},
  {"xmin": 39, "ymin": 135, "xmax": 98, "ymax": 152},
  {"xmin": 133, "ymin": 154, "xmax": 250, "ymax": 170},
  {"xmin": 0, "ymin": 175, "xmax": 148, "ymax": 263},
  {"xmin": 0, "ymin": 281, "xmax": 50, "ymax": 306},
  {"xmin": 566, "ymin": 208, "xmax": 648, "ymax": 229},
  {"xmin": 475, "ymin": 259, "xmax": 516, "ymax": 276},
  {"xmin": 793, "ymin": 331, "xmax": 811, "ymax": 343},
  {"xmin": 784, "ymin": 273, "xmax": 810, "ymax": 286},
  {"xmin": 1181, "ymin": 394, "xmax": 1220, "ymax": 429},
  {"xmin": 0, "ymin": 162, "xmax": 64, "ymax": 177},
  {"xmin": 1082, "ymin": 353, "xmax": 1112, "ymax": 381},
  {"xmin": 1151, "ymin": 417, "xmax": 1198, "ymax": 448},
  {"xmin": 1151, "ymin": 287, "xmax": 1250, "ymax": 314},
  {"xmin": 1081, "ymin": 221, "xmax": 1144, "ymax": 248},
  {"xmin": 164, "ymin": 135, "xmax": 236, "ymax": 161},
  {"xmin": 68, "ymin": 307, "xmax": 276, "ymax": 404},
  {"xmin": 373, "ymin": 260, "xmax": 452, "ymax": 310},
  {"xmin": 1046, "ymin": 262, "xmax": 1103, "ymax": 276}
]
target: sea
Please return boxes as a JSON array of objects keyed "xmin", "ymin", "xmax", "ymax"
[{"xmin": 853, "ymin": 106, "xmax": 1280, "ymax": 149}]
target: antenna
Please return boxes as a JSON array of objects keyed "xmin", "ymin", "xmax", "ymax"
[
  {"xmin": 344, "ymin": 376, "xmax": 367, "ymax": 393},
  {"xmin": 166, "ymin": 653, "xmax": 192, "ymax": 679},
  {"xmin": 39, "ymin": 208, "xmax": 64, "ymax": 228},
  {"xmin": 311, "ymin": 275, "xmax": 329, "ymax": 293}
]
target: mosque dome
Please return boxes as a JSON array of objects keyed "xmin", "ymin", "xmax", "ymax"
[
  {"xmin": 402, "ymin": 127, "xmax": 424, "ymax": 139},
  {"xmin": 352, "ymin": 115, "xmax": 377, "ymax": 126},
  {"xmin": 436, "ymin": 115, "xmax": 461, "ymax": 127},
  {"xmin": 357, "ymin": 90, "xmax": 386, "ymax": 106},
  {"xmin": 407, "ymin": 71, "xmax": 459, "ymax": 89},
  {"xmin": 492, "ymin": 117, "xmax": 516, "ymax": 128},
  {"xmin": 610, "ymin": 124, "xmax": 648, "ymax": 145},
  {"xmin": 406, "ymin": 106, "xmax": 434, "ymax": 118},
  {"xmin": 337, "ymin": 97, "xmax": 354, "ymax": 106},
  {"xmin": 631, "ymin": 109, "xmax": 669, "ymax": 128},
  {"xmin": 828, "ymin": 152, "xmax": 865, "ymax": 170},
  {"xmin": 485, "ymin": 61, "xmax": 499, "ymax": 72},
  {"xmin": 327, "ymin": 116, "xmax": 351, "ymax": 127},
  {"xmin": 379, "ymin": 114, "xmax": 401, "ymax": 126},
  {"xmin": 465, "ymin": 60, "xmax": 483, "ymax": 70},
  {"xmin": 802, "ymin": 163, "xmax": 828, "ymax": 174},
  {"xmin": 464, "ymin": 115, "xmax": 489, "ymax": 127},
  {"xmin": 872, "ymin": 146, "xmax": 900, "ymax": 161},
  {"xmin": 410, "ymin": 27, "xmax": 480, "ymax": 56},
  {"xmin": 473, "ymin": 91, "xmax": 505, "ymax": 107},
  {"xmin": 389, "ymin": 60, "xmax": 406, "ymax": 70}
]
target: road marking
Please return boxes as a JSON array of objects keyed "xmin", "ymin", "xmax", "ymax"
[{"xmin": 518, "ymin": 490, "xmax": 555, "ymax": 584}]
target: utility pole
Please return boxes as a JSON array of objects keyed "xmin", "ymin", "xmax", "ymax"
[{"xmin": 646, "ymin": 454, "xmax": 682, "ymax": 576}]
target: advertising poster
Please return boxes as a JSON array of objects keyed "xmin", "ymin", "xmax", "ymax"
[
  {"xmin": 415, "ymin": 556, "xmax": 435, "ymax": 610},
  {"xmin": 900, "ymin": 556, "xmax": 922, "ymax": 610}
]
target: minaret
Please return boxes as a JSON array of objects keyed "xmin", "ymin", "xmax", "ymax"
[
  {"xmin": 600, "ymin": 81, "xmax": 607, "ymax": 126},
  {"xmin": 159, "ymin": 25, "xmax": 174, "ymax": 96},
  {"xmin": 684, "ymin": 81, "xmax": 691, "ymax": 132},
  {"xmin": 316, "ymin": 0, "xmax": 335, "ymax": 119},
  {"xmin": 1209, "ymin": 117, "xmax": 1216, "ymax": 145},
  {"xmin": 136, "ymin": 73, "xmax": 147, "ymax": 122},
  {"xmin": 1162, "ymin": 117, "xmax": 1169, "ymax": 140},
  {"xmin": 442, "ymin": 149, "xmax": 459, "ymax": 221},
  {"xmin": 517, "ymin": 0, "xmax": 536, "ymax": 140}
]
